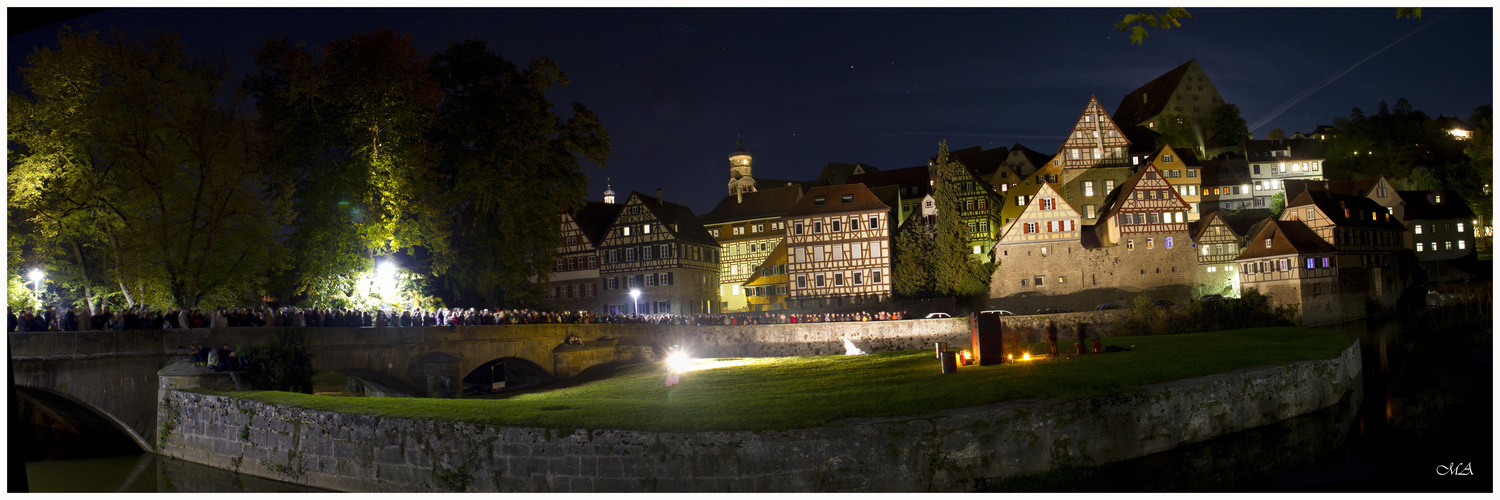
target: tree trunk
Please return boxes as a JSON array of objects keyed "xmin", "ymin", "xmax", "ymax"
[
  {"xmin": 69, "ymin": 240, "xmax": 98, "ymax": 316},
  {"xmin": 117, "ymin": 280, "xmax": 135, "ymax": 308}
]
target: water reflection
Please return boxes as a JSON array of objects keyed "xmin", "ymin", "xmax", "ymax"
[
  {"xmin": 24, "ymin": 454, "xmax": 326, "ymax": 492},
  {"xmin": 986, "ymin": 316, "xmax": 1491, "ymax": 492}
]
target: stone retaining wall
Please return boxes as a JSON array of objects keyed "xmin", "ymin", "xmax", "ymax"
[{"xmin": 158, "ymin": 340, "xmax": 1361, "ymax": 492}]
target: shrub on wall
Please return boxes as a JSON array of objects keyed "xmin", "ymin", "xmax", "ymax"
[
  {"xmin": 240, "ymin": 327, "xmax": 316, "ymax": 393},
  {"xmin": 1113, "ymin": 288, "xmax": 1296, "ymax": 336}
]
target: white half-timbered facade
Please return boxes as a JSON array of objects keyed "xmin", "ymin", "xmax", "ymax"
[
  {"xmin": 1095, "ymin": 162, "xmax": 1192, "ymax": 250},
  {"xmin": 783, "ymin": 184, "xmax": 894, "ymax": 309},
  {"xmin": 994, "ymin": 182, "xmax": 1080, "ymax": 248},
  {"xmin": 597, "ymin": 192, "xmax": 721, "ymax": 315},
  {"xmin": 538, "ymin": 201, "xmax": 621, "ymax": 311}
]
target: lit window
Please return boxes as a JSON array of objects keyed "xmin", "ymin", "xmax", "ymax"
[
  {"xmin": 1146, "ymin": 238, "xmax": 1154, "ymax": 249},
  {"xmin": 1417, "ymin": 243, "xmax": 1425, "ymax": 252},
  {"xmin": 1415, "ymin": 225, "xmax": 1422, "ymax": 234},
  {"xmin": 644, "ymin": 224, "xmax": 652, "ymax": 234},
  {"xmin": 1458, "ymin": 222, "xmax": 1466, "ymax": 232},
  {"xmin": 1265, "ymin": 238, "xmax": 1272, "ymax": 248},
  {"xmin": 1127, "ymin": 239, "xmax": 1135, "ymax": 251},
  {"xmin": 1459, "ymin": 240, "xmax": 1466, "ymax": 250},
  {"xmin": 623, "ymin": 226, "xmax": 631, "ymax": 236},
  {"xmin": 1165, "ymin": 237, "xmax": 1173, "ymax": 249}
]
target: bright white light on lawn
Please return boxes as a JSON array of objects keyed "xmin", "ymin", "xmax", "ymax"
[{"xmin": 666, "ymin": 349, "xmax": 692, "ymax": 373}]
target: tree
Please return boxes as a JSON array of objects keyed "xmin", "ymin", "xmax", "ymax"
[
  {"xmin": 1268, "ymin": 192, "xmax": 1286, "ymax": 217},
  {"xmin": 1206, "ymin": 104, "xmax": 1251, "ymax": 149},
  {"xmin": 1114, "ymin": 8, "xmax": 1193, "ymax": 45},
  {"xmin": 1266, "ymin": 128, "xmax": 1286, "ymax": 141},
  {"xmin": 891, "ymin": 221, "xmax": 935, "ymax": 298},
  {"xmin": 1119, "ymin": 8, "xmax": 1417, "ymax": 45},
  {"xmin": 245, "ymin": 29, "xmax": 445, "ymax": 306},
  {"xmin": 10, "ymin": 26, "xmax": 277, "ymax": 310},
  {"xmin": 1153, "ymin": 113, "xmax": 1201, "ymax": 154},
  {"xmin": 929, "ymin": 142, "xmax": 995, "ymax": 299},
  {"xmin": 427, "ymin": 40, "xmax": 610, "ymax": 307}
]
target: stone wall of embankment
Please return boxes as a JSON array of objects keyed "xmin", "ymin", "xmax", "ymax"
[{"xmin": 157, "ymin": 341, "xmax": 1361, "ymax": 492}]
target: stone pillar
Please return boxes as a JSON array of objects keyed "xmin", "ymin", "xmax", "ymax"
[{"xmin": 421, "ymin": 352, "xmax": 462, "ymax": 399}]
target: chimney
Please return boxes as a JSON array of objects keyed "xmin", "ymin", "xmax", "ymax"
[{"xmin": 656, "ymin": 188, "xmax": 663, "ymax": 204}]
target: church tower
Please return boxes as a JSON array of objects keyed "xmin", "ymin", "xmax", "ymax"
[
  {"xmin": 603, "ymin": 178, "xmax": 616, "ymax": 204},
  {"xmin": 727, "ymin": 138, "xmax": 757, "ymax": 196}
]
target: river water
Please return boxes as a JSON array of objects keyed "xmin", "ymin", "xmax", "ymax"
[{"xmin": 19, "ymin": 317, "xmax": 1491, "ymax": 492}]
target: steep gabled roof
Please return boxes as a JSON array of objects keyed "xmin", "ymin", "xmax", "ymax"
[
  {"xmin": 1398, "ymin": 190, "xmax": 1476, "ymax": 221},
  {"xmin": 700, "ymin": 184, "xmax": 805, "ymax": 225},
  {"xmin": 1004, "ymin": 143, "xmax": 1053, "ymax": 178},
  {"xmin": 629, "ymin": 191, "xmax": 721, "ymax": 246},
  {"xmin": 1286, "ymin": 189, "xmax": 1407, "ymax": 231},
  {"xmin": 814, "ymin": 162, "xmax": 877, "ymax": 185},
  {"xmin": 947, "ymin": 145, "xmax": 1010, "ymax": 178},
  {"xmin": 996, "ymin": 181, "xmax": 1078, "ymax": 243},
  {"xmin": 784, "ymin": 183, "xmax": 891, "ymax": 218},
  {"xmin": 847, "ymin": 165, "xmax": 931, "ymax": 198},
  {"xmin": 1094, "ymin": 161, "xmax": 1190, "ymax": 221},
  {"xmin": 573, "ymin": 200, "xmax": 626, "ymax": 246},
  {"xmin": 1236, "ymin": 218, "xmax": 1336, "ymax": 260},
  {"xmin": 1113, "ymin": 60, "xmax": 1196, "ymax": 127}
]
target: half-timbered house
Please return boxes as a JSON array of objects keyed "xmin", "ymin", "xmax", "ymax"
[
  {"xmin": 1094, "ymin": 162, "xmax": 1192, "ymax": 251},
  {"xmin": 538, "ymin": 201, "xmax": 621, "ymax": 311},
  {"xmin": 782, "ymin": 184, "xmax": 896, "ymax": 309},
  {"xmin": 597, "ymin": 191, "xmax": 721, "ymax": 315},
  {"xmin": 700, "ymin": 184, "xmax": 803, "ymax": 312},
  {"xmin": 1233, "ymin": 219, "xmax": 1341, "ymax": 325}
]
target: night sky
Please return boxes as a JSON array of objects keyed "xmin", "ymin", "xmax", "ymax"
[{"xmin": 9, "ymin": 7, "xmax": 1493, "ymax": 215}]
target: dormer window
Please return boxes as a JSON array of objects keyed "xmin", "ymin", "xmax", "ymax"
[
  {"xmin": 1434, "ymin": 194, "xmax": 1443, "ymax": 204},
  {"xmin": 813, "ymin": 196, "xmax": 826, "ymax": 207},
  {"xmin": 1163, "ymin": 155, "xmax": 1173, "ymax": 163},
  {"xmin": 1265, "ymin": 238, "xmax": 1272, "ymax": 248},
  {"xmin": 841, "ymin": 194, "xmax": 853, "ymax": 205}
]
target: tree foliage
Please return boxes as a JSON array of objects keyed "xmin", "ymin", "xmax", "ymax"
[
  {"xmin": 1266, "ymin": 128, "xmax": 1287, "ymax": 141},
  {"xmin": 1268, "ymin": 192, "xmax": 1286, "ymax": 217},
  {"xmin": 1206, "ymin": 104, "xmax": 1251, "ymax": 149},
  {"xmin": 428, "ymin": 40, "xmax": 610, "ymax": 307},
  {"xmin": 892, "ymin": 142, "xmax": 994, "ymax": 300},
  {"xmin": 245, "ymin": 29, "xmax": 446, "ymax": 306},
  {"xmin": 240, "ymin": 327, "xmax": 315, "ymax": 394},
  {"xmin": 10, "ymin": 26, "xmax": 277, "ymax": 310},
  {"xmin": 1114, "ymin": 8, "xmax": 1193, "ymax": 45}
]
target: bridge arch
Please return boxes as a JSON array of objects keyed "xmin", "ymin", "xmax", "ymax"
[
  {"xmin": 15, "ymin": 384, "xmax": 152, "ymax": 456},
  {"xmin": 461, "ymin": 357, "xmax": 555, "ymax": 395}
]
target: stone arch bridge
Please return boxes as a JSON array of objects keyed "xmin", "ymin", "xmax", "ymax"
[{"xmin": 9, "ymin": 324, "xmax": 654, "ymax": 453}]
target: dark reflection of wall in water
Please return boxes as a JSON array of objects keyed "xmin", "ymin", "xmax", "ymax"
[
  {"xmin": 24, "ymin": 454, "xmax": 325, "ymax": 492},
  {"xmin": 156, "ymin": 454, "xmax": 327, "ymax": 492},
  {"xmin": 1050, "ymin": 380, "xmax": 1362, "ymax": 492}
]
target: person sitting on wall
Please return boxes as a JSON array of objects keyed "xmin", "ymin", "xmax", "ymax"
[{"xmin": 206, "ymin": 347, "xmax": 220, "ymax": 371}]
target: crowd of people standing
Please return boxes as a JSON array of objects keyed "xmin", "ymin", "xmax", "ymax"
[{"xmin": 7, "ymin": 304, "xmax": 916, "ymax": 332}]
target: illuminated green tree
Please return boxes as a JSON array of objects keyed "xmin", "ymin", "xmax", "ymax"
[
  {"xmin": 245, "ymin": 29, "xmax": 445, "ymax": 305},
  {"xmin": 892, "ymin": 142, "xmax": 994, "ymax": 301},
  {"xmin": 10, "ymin": 26, "xmax": 277, "ymax": 310}
]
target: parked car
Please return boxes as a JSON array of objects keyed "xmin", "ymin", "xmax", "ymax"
[
  {"xmin": 1152, "ymin": 299, "xmax": 1175, "ymax": 307},
  {"xmin": 1035, "ymin": 307, "xmax": 1072, "ymax": 314},
  {"xmin": 1095, "ymin": 303, "xmax": 1123, "ymax": 311},
  {"xmin": 979, "ymin": 310, "xmax": 1015, "ymax": 316},
  {"xmin": 925, "ymin": 312, "xmax": 952, "ymax": 319},
  {"xmin": 1199, "ymin": 294, "xmax": 1224, "ymax": 302}
]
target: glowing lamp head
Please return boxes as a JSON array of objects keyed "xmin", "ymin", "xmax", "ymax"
[
  {"xmin": 665, "ymin": 346, "xmax": 692, "ymax": 373},
  {"xmin": 629, "ymin": 289, "xmax": 641, "ymax": 299},
  {"xmin": 27, "ymin": 269, "xmax": 43, "ymax": 283},
  {"xmin": 1022, "ymin": 353, "xmax": 1032, "ymax": 361},
  {"xmin": 377, "ymin": 260, "xmax": 398, "ymax": 279}
]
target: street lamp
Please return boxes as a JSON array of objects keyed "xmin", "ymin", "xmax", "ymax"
[
  {"xmin": 27, "ymin": 269, "xmax": 44, "ymax": 298},
  {"xmin": 629, "ymin": 289, "xmax": 641, "ymax": 315}
]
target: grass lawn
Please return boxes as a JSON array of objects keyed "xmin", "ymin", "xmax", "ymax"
[{"xmin": 206, "ymin": 327, "xmax": 1353, "ymax": 433}]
